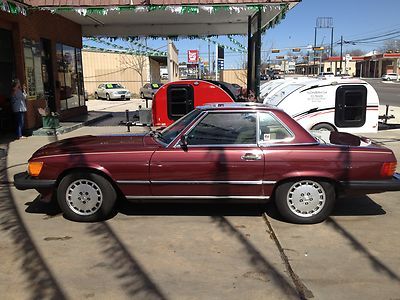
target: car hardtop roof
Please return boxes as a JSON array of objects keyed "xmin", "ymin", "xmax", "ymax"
[
  {"xmin": 296, "ymin": 77, "xmax": 368, "ymax": 88},
  {"xmin": 197, "ymin": 102, "xmax": 281, "ymax": 111}
]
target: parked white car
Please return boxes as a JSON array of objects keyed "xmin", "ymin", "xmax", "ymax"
[
  {"xmin": 94, "ymin": 83, "xmax": 131, "ymax": 100},
  {"xmin": 382, "ymin": 73, "xmax": 399, "ymax": 81}
]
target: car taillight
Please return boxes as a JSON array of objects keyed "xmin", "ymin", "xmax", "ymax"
[
  {"xmin": 380, "ymin": 162, "xmax": 397, "ymax": 177},
  {"xmin": 28, "ymin": 162, "xmax": 43, "ymax": 177}
]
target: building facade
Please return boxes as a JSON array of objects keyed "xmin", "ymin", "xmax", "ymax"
[{"xmin": 0, "ymin": 8, "xmax": 86, "ymax": 133}]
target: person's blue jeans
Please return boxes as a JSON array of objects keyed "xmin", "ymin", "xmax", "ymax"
[{"xmin": 15, "ymin": 112, "xmax": 25, "ymax": 138}]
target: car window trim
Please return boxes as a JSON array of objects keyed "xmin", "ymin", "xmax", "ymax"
[
  {"xmin": 257, "ymin": 111, "xmax": 296, "ymax": 146},
  {"xmin": 173, "ymin": 110, "xmax": 259, "ymax": 148}
]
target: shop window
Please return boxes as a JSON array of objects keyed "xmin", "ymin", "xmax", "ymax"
[
  {"xmin": 56, "ymin": 43, "xmax": 85, "ymax": 111},
  {"xmin": 23, "ymin": 39, "xmax": 44, "ymax": 99}
]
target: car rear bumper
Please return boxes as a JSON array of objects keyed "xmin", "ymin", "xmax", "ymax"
[
  {"xmin": 14, "ymin": 172, "xmax": 56, "ymax": 191},
  {"xmin": 339, "ymin": 173, "xmax": 400, "ymax": 195}
]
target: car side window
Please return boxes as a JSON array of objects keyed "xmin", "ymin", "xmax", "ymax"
[
  {"xmin": 259, "ymin": 113, "xmax": 293, "ymax": 143},
  {"xmin": 187, "ymin": 112, "xmax": 257, "ymax": 145}
]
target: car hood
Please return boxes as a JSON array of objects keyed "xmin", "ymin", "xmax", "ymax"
[{"xmin": 32, "ymin": 134, "xmax": 161, "ymax": 158}]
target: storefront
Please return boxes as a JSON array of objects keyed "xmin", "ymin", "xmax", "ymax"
[{"xmin": 0, "ymin": 7, "xmax": 86, "ymax": 134}]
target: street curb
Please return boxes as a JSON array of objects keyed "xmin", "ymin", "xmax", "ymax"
[{"xmin": 32, "ymin": 112, "xmax": 113, "ymax": 136}]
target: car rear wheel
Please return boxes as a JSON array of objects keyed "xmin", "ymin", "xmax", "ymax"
[
  {"xmin": 275, "ymin": 179, "xmax": 335, "ymax": 224},
  {"xmin": 57, "ymin": 171, "xmax": 117, "ymax": 222},
  {"xmin": 311, "ymin": 123, "xmax": 336, "ymax": 132}
]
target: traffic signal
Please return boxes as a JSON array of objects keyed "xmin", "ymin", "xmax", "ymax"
[
  {"xmin": 312, "ymin": 46, "xmax": 324, "ymax": 51},
  {"xmin": 292, "ymin": 48, "xmax": 301, "ymax": 52},
  {"xmin": 271, "ymin": 49, "xmax": 280, "ymax": 53}
]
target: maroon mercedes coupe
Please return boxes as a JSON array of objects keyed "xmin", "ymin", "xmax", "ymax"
[{"xmin": 15, "ymin": 103, "xmax": 400, "ymax": 223}]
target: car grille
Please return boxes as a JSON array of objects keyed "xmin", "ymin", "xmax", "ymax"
[{"xmin": 117, "ymin": 91, "xmax": 126, "ymax": 94}]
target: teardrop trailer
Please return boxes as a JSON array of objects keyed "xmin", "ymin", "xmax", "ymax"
[
  {"xmin": 263, "ymin": 78, "xmax": 380, "ymax": 133},
  {"xmin": 134, "ymin": 80, "xmax": 238, "ymax": 127}
]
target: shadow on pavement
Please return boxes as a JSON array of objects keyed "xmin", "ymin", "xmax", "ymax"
[
  {"xmin": 87, "ymin": 222, "xmax": 168, "ymax": 300},
  {"xmin": 326, "ymin": 218, "xmax": 400, "ymax": 282},
  {"xmin": 117, "ymin": 202, "xmax": 267, "ymax": 217},
  {"xmin": 24, "ymin": 195, "xmax": 62, "ymax": 217},
  {"xmin": 263, "ymin": 195, "xmax": 385, "ymax": 223},
  {"xmin": 210, "ymin": 216, "xmax": 301, "ymax": 299},
  {"xmin": 332, "ymin": 196, "xmax": 386, "ymax": 216},
  {"xmin": 378, "ymin": 123, "xmax": 400, "ymax": 131},
  {"xmin": 0, "ymin": 144, "xmax": 67, "ymax": 299}
]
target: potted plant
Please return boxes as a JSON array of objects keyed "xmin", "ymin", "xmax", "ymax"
[{"xmin": 38, "ymin": 107, "xmax": 60, "ymax": 129}]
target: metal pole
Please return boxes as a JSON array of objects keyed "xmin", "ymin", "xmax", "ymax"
[
  {"xmin": 330, "ymin": 27, "xmax": 334, "ymax": 71},
  {"xmin": 339, "ymin": 35, "xmax": 343, "ymax": 75},
  {"xmin": 255, "ymin": 9, "xmax": 262, "ymax": 99},
  {"xmin": 313, "ymin": 27, "xmax": 317, "ymax": 75},
  {"xmin": 208, "ymin": 40, "xmax": 211, "ymax": 77},
  {"xmin": 247, "ymin": 15, "xmax": 253, "ymax": 96}
]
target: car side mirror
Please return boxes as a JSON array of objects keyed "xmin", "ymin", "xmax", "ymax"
[{"xmin": 179, "ymin": 135, "xmax": 188, "ymax": 151}]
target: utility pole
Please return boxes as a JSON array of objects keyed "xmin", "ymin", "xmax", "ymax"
[
  {"xmin": 313, "ymin": 27, "xmax": 317, "ymax": 75},
  {"xmin": 339, "ymin": 35, "xmax": 343, "ymax": 75},
  {"xmin": 208, "ymin": 40, "xmax": 211, "ymax": 77}
]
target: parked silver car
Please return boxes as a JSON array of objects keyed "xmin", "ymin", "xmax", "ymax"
[
  {"xmin": 382, "ymin": 73, "xmax": 399, "ymax": 81},
  {"xmin": 140, "ymin": 83, "xmax": 163, "ymax": 99},
  {"xmin": 94, "ymin": 83, "xmax": 131, "ymax": 100}
]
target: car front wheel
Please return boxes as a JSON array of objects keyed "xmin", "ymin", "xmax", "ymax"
[
  {"xmin": 57, "ymin": 171, "xmax": 117, "ymax": 222},
  {"xmin": 275, "ymin": 179, "xmax": 335, "ymax": 224},
  {"xmin": 106, "ymin": 93, "xmax": 110, "ymax": 101},
  {"xmin": 94, "ymin": 92, "xmax": 99, "ymax": 100}
]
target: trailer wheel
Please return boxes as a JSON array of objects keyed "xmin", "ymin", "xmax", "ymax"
[{"xmin": 311, "ymin": 123, "xmax": 336, "ymax": 132}]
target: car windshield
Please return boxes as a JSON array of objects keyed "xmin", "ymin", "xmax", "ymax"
[
  {"xmin": 151, "ymin": 83, "xmax": 163, "ymax": 89},
  {"xmin": 266, "ymin": 84, "xmax": 304, "ymax": 106},
  {"xmin": 157, "ymin": 109, "xmax": 202, "ymax": 145},
  {"xmin": 105, "ymin": 83, "xmax": 123, "ymax": 89}
]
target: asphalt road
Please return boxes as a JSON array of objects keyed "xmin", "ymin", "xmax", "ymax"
[{"xmin": 357, "ymin": 78, "xmax": 400, "ymax": 106}]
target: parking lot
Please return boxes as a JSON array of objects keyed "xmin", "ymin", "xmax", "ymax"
[{"xmin": 1, "ymin": 100, "xmax": 400, "ymax": 299}]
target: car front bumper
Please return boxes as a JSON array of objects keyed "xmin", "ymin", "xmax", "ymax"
[
  {"xmin": 14, "ymin": 172, "xmax": 56, "ymax": 191},
  {"xmin": 110, "ymin": 94, "xmax": 130, "ymax": 100},
  {"xmin": 339, "ymin": 173, "xmax": 400, "ymax": 195}
]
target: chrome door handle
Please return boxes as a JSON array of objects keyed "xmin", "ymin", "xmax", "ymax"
[{"xmin": 241, "ymin": 153, "xmax": 262, "ymax": 161}]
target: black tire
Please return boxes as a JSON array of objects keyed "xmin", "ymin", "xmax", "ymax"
[
  {"xmin": 275, "ymin": 179, "xmax": 335, "ymax": 224},
  {"xmin": 94, "ymin": 92, "xmax": 99, "ymax": 100},
  {"xmin": 140, "ymin": 92, "xmax": 144, "ymax": 99},
  {"xmin": 311, "ymin": 123, "xmax": 336, "ymax": 132},
  {"xmin": 57, "ymin": 171, "xmax": 117, "ymax": 222},
  {"xmin": 106, "ymin": 93, "xmax": 110, "ymax": 101}
]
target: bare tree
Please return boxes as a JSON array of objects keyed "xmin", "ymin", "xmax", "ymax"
[
  {"xmin": 348, "ymin": 49, "xmax": 365, "ymax": 56},
  {"xmin": 119, "ymin": 40, "xmax": 148, "ymax": 87},
  {"xmin": 379, "ymin": 39, "xmax": 400, "ymax": 53}
]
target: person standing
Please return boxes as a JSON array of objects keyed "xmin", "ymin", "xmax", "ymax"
[{"xmin": 10, "ymin": 79, "xmax": 27, "ymax": 139}]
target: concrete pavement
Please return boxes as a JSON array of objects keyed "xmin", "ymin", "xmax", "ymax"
[{"xmin": 1, "ymin": 100, "xmax": 400, "ymax": 299}]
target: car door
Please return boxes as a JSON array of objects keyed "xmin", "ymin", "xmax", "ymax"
[
  {"xmin": 258, "ymin": 112, "xmax": 296, "ymax": 196},
  {"xmin": 150, "ymin": 111, "xmax": 265, "ymax": 198}
]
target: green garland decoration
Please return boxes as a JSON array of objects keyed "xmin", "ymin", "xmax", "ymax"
[
  {"xmin": 1, "ymin": 0, "xmax": 27, "ymax": 16},
  {"xmin": 202, "ymin": 37, "xmax": 246, "ymax": 54},
  {"xmin": 227, "ymin": 35, "xmax": 247, "ymax": 50},
  {"xmin": 86, "ymin": 36, "xmax": 167, "ymax": 56}
]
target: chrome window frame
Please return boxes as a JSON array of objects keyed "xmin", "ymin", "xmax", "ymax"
[{"xmin": 172, "ymin": 110, "xmax": 259, "ymax": 148}]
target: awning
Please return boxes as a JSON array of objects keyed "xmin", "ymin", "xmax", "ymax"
[{"xmin": 28, "ymin": 2, "xmax": 298, "ymax": 37}]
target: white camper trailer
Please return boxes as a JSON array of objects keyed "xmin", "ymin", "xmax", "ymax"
[{"xmin": 263, "ymin": 78, "xmax": 379, "ymax": 133}]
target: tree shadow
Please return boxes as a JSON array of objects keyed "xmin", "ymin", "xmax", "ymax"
[
  {"xmin": 326, "ymin": 218, "xmax": 400, "ymax": 282},
  {"xmin": 0, "ymin": 144, "xmax": 67, "ymax": 299},
  {"xmin": 87, "ymin": 222, "xmax": 168, "ymax": 300},
  {"xmin": 210, "ymin": 216, "xmax": 302, "ymax": 299}
]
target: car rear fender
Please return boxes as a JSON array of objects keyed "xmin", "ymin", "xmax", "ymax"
[{"xmin": 271, "ymin": 173, "xmax": 339, "ymax": 197}]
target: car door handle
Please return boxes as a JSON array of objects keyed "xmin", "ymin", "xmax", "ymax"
[{"xmin": 241, "ymin": 153, "xmax": 262, "ymax": 161}]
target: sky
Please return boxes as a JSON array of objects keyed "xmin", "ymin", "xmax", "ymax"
[{"xmin": 84, "ymin": 0, "xmax": 400, "ymax": 69}]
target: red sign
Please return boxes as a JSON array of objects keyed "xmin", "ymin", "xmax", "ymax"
[{"xmin": 188, "ymin": 50, "xmax": 199, "ymax": 63}]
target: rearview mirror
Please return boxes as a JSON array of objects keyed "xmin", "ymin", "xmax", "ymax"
[{"xmin": 179, "ymin": 135, "xmax": 188, "ymax": 150}]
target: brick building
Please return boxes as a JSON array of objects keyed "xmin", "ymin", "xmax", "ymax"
[{"xmin": 0, "ymin": 6, "xmax": 86, "ymax": 133}]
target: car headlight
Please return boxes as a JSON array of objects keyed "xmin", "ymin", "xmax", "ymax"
[{"xmin": 28, "ymin": 161, "xmax": 43, "ymax": 177}]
